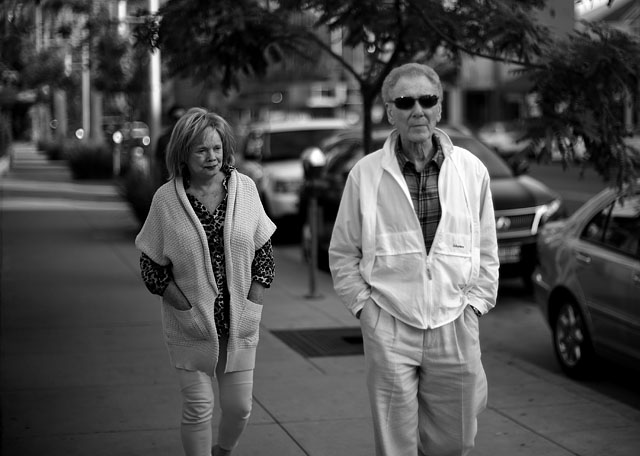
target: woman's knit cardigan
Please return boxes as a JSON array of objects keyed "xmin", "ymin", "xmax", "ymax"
[{"xmin": 135, "ymin": 171, "xmax": 276, "ymax": 375}]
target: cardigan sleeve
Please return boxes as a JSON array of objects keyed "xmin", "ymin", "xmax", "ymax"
[
  {"xmin": 140, "ymin": 252, "xmax": 171, "ymax": 296},
  {"xmin": 243, "ymin": 175, "xmax": 277, "ymax": 249},
  {"xmin": 135, "ymin": 187, "xmax": 171, "ymax": 267}
]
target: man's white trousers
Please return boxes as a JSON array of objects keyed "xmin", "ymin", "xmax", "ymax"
[{"xmin": 360, "ymin": 301, "xmax": 488, "ymax": 456}]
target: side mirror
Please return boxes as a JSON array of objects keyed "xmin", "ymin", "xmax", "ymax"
[{"xmin": 301, "ymin": 147, "xmax": 326, "ymax": 180}]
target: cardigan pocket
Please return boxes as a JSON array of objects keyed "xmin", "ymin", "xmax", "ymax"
[
  {"xmin": 164, "ymin": 303, "xmax": 209, "ymax": 341},
  {"xmin": 237, "ymin": 298, "xmax": 263, "ymax": 344}
]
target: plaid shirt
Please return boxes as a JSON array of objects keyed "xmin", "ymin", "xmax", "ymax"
[{"xmin": 396, "ymin": 136, "xmax": 444, "ymax": 254}]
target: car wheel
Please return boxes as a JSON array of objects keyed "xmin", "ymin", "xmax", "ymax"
[{"xmin": 552, "ymin": 300, "xmax": 595, "ymax": 379}]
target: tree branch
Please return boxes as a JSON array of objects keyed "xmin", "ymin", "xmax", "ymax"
[
  {"xmin": 405, "ymin": 0, "xmax": 546, "ymax": 70},
  {"xmin": 300, "ymin": 29, "xmax": 365, "ymax": 85}
]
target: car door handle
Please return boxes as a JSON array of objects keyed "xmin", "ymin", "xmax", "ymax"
[
  {"xmin": 575, "ymin": 252, "xmax": 591, "ymax": 264},
  {"xmin": 633, "ymin": 272, "xmax": 640, "ymax": 286}
]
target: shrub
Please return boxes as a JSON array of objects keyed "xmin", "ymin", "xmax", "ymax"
[
  {"xmin": 0, "ymin": 114, "xmax": 11, "ymax": 158},
  {"xmin": 119, "ymin": 160, "xmax": 160, "ymax": 224},
  {"xmin": 37, "ymin": 138, "xmax": 66, "ymax": 160},
  {"xmin": 64, "ymin": 140, "xmax": 114, "ymax": 179}
]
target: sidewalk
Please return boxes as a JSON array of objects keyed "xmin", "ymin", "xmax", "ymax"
[{"xmin": 1, "ymin": 142, "xmax": 639, "ymax": 456}]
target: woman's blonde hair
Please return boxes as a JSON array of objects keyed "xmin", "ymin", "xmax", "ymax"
[{"xmin": 165, "ymin": 107, "xmax": 236, "ymax": 180}]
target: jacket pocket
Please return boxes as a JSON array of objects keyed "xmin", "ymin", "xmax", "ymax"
[
  {"xmin": 370, "ymin": 231, "xmax": 426, "ymax": 308},
  {"xmin": 163, "ymin": 303, "xmax": 209, "ymax": 341},
  {"xmin": 431, "ymin": 232, "xmax": 473, "ymax": 297},
  {"xmin": 375, "ymin": 230, "xmax": 423, "ymax": 256},
  {"xmin": 237, "ymin": 298, "xmax": 263, "ymax": 344}
]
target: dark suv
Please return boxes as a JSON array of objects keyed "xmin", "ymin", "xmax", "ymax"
[{"xmin": 300, "ymin": 126, "xmax": 565, "ymax": 286}]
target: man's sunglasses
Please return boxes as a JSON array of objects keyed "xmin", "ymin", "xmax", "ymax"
[{"xmin": 392, "ymin": 95, "xmax": 439, "ymax": 110}]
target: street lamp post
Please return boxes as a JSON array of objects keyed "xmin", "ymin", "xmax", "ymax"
[{"xmin": 149, "ymin": 0, "xmax": 162, "ymax": 175}]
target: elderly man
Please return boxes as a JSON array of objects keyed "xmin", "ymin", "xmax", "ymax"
[{"xmin": 329, "ymin": 63, "xmax": 499, "ymax": 456}]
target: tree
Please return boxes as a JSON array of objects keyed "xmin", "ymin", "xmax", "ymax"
[
  {"xmin": 526, "ymin": 21, "xmax": 639, "ymax": 189},
  {"xmin": 135, "ymin": 0, "xmax": 639, "ymax": 188}
]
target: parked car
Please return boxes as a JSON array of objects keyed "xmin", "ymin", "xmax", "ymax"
[
  {"xmin": 300, "ymin": 126, "xmax": 565, "ymax": 286},
  {"xmin": 236, "ymin": 118, "xmax": 350, "ymax": 231},
  {"xmin": 116, "ymin": 121, "xmax": 151, "ymax": 175},
  {"xmin": 477, "ymin": 120, "xmax": 531, "ymax": 160},
  {"xmin": 532, "ymin": 183, "xmax": 640, "ymax": 378}
]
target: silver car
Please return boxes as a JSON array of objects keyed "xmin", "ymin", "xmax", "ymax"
[
  {"xmin": 237, "ymin": 118, "xmax": 350, "ymax": 224},
  {"xmin": 532, "ymin": 183, "xmax": 640, "ymax": 378}
]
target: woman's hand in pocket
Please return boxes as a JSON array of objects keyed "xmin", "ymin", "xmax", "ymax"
[
  {"xmin": 247, "ymin": 280, "xmax": 265, "ymax": 305},
  {"xmin": 163, "ymin": 281, "xmax": 192, "ymax": 311}
]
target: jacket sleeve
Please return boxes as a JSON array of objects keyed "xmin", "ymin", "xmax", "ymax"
[
  {"xmin": 468, "ymin": 170, "xmax": 499, "ymax": 314},
  {"xmin": 328, "ymin": 172, "xmax": 371, "ymax": 318}
]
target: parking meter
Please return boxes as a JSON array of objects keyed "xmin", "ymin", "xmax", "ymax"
[
  {"xmin": 301, "ymin": 147, "xmax": 327, "ymax": 298},
  {"xmin": 112, "ymin": 130, "xmax": 123, "ymax": 176}
]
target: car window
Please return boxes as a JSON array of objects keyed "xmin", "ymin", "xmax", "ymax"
[
  {"xmin": 325, "ymin": 141, "xmax": 359, "ymax": 175},
  {"xmin": 324, "ymin": 137, "xmax": 386, "ymax": 176},
  {"xmin": 581, "ymin": 194, "xmax": 640, "ymax": 258},
  {"xmin": 448, "ymin": 136, "xmax": 513, "ymax": 179},
  {"xmin": 602, "ymin": 195, "xmax": 640, "ymax": 257},
  {"xmin": 581, "ymin": 204, "xmax": 612, "ymax": 244},
  {"xmin": 263, "ymin": 129, "xmax": 345, "ymax": 162}
]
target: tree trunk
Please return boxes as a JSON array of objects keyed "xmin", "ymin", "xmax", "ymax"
[
  {"xmin": 90, "ymin": 91, "xmax": 104, "ymax": 142},
  {"xmin": 362, "ymin": 85, "xmax": 374, "ymax": 155},
  {"xmin": 53, "ymin": 89, "xmax": 68, "ymax": 140}
]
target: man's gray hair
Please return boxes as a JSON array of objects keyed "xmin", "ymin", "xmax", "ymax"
[{"xmin": 381, "ymin": 63, "xmax": 443, "ymax": 103}]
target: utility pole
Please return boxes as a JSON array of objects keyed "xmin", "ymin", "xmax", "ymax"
[
  {"xmin": 79, "ymin": 0, "xmax": 93, "ymax": 141},
  {"xmin": 149, "ymin": 0, "xmax": 162, "ymax": 172}
]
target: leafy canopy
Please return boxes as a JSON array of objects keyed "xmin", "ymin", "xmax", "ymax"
[{"xmin": 133, "ymin": 0, "xmax": 639, "ymax": 187}]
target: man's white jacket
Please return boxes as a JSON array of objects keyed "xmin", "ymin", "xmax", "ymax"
[{"xmin": 329, "ymin": 128, "xmax": 499, "ymax": 329}]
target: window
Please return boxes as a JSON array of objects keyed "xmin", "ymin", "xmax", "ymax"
[
  {"xmin": 602, "ymin": 195, "xmax": 640, "ymax": 257},
  {"xmin": 581, "ymin": 204, "xmax": 611, "ymax": 244},
  {"xmin": 449, "ymin": 135, "xmax": 513, "ymax": 179},
  {"xmin": 325, "ymin": 141, "xmax": 360, "ymax": 176},
  {"xmin": 265, "ymin": 129, "xmax": 345, "ymax": 162},
  {"xmin": 581, "ymin": 194, "xmax": 640, "ymax": 258}
]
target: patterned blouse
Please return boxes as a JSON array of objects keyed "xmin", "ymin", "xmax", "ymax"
[{"xmin": 140, "ymin": 167, "xmax": 275, "ymax": 340}]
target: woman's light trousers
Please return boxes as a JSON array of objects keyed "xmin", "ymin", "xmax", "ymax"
[{"xmin": 176, "ymin": 342, "xmax": 253, "ymax": 456}]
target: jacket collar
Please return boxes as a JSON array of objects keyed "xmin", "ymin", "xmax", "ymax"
[{"xmin": 381, "ymin": 127, "xmax": 454, "ymax": 175}]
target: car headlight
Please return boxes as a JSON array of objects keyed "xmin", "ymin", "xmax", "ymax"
[
  {"xmin": 539, "ymin": 198, "xmax": 563, "ymax": 225},
  {"xmin": 273, "ymin": 180, "xmax": 303, "ymax": 194}
]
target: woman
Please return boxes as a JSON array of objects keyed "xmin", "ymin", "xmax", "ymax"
[{"xmin": 135, "ymin": 107, "xmax": 276, "ymax": 456}]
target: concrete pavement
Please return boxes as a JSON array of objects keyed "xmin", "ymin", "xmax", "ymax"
[{"xmin": 1, "ymin": 142, "xmax": 639, "ymax": 456}]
